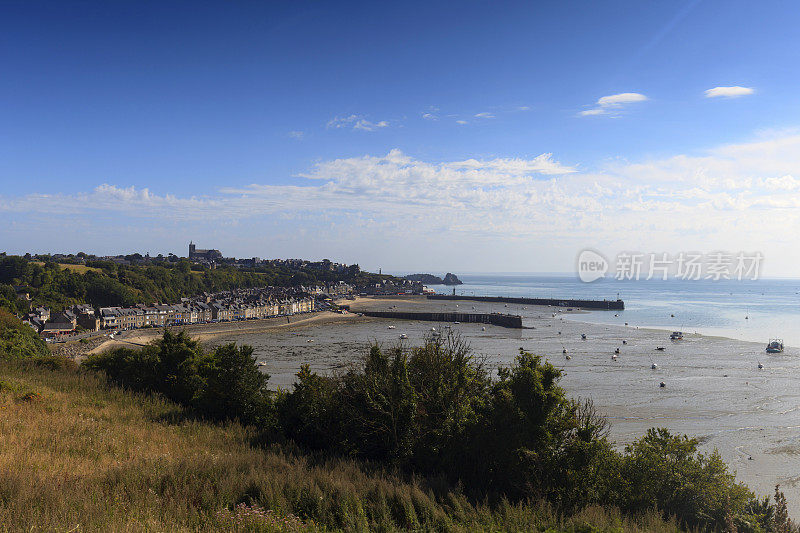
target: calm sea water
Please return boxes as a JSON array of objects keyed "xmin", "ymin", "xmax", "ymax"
[{"xmin": 428, "ymin": 275, "xmax": 800, "ymax": 347}]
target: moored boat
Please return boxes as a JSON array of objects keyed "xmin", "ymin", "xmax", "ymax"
[
  {"xmin": 669, "ymin": 331, "xmax": 683, "ymax": 340},
  {"xmin": 766, "ymin": 339, "xmax": 784, "ymax": 353}
]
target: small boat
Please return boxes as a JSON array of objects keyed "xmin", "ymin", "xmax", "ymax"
[
  {"xmin": 387, "ymin": 325, "xmax": 396, "ymax": 330},
  {"xmin": 399, "ymin": 334, "xmax": 408, "ymax": 339},
  {"xmin": 622, "ymin": 340, "xmax": 627, "ymax": 345},
  {"xmin": 611, "ymin": 354, "xmax": 618, "ymax": 361},
  {"xmin": 453, "ymin": 321, "xmax": 460, "ymax": 324},
  {"xmin": 481, "ymin": 326, "xmax": 486, "ymax": 331},
  {"xmin": 655, "ymin": 346, "xmax": 665, "ymax": 351},
  {"xmin": 257, "ymin": 361, "xmax": 268, "ymax": 367},
  {"xmin": 562, "ymin": 348, "xmax": 568, "ymax": 354},
  {"xmin": 758, "ymin": 361, "xmax": 763, "ymax": 369},
  {"xmin": 565, "ymin": 354, "xmax": 571, "ymax": 360},
  {"xmin": 669, "ymin": 331, "xmax": 683, "ymax": 340},
  {"xmin": 659, "ymin": 381, "xmax": 666, "ymax": 388},
  {"xmin": 766, "ymin": 339, "xmax": 784, "ymax": 353},
  {"xmin": 651, "ymin": 363, "xmax": 658, "ymax": 369},
  {"xmin": 614, "ymin": 348, "xmax": 620, "ymax": 354},
  {"xmin": 581, "ymin": 334, "xmax": 587, "ymax": 340},
  {"xmin": 670, "ymin": 314, "xmax": 675, "ymax": 318}
]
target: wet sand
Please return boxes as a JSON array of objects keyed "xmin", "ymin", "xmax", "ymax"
[{"xmin": 205, "ymin": 296, "xmax": 800, "ymax": 516}]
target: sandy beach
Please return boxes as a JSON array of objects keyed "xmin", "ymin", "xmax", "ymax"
[{"xmin": 85, "ymin": 308, "xmax": 369, "ymax": 356}]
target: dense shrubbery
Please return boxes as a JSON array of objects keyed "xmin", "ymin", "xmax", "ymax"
[
  {"xmin": 84, "ymin": 330, "xmax": 272, "ymax": 426},
  {"xmin": 0, "ymin": 309, "xmax": 50, "ymax": 359},
  {"xmin": 83, "ymin": 330, "xmax": 795, "ymax": 532}
]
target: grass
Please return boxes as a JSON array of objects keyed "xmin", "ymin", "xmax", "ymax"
[
  {"xmin": 0, "ymin": 361, "xmax": 684, "ymax": 532},
  {"xmin": 31, "ymin": 262, "xmax": 103, "ymax": 274}
]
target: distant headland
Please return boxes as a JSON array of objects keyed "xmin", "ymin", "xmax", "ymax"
[{"xmin": 404, "ymin": 272, "xmax": 463, "ymax": 285}]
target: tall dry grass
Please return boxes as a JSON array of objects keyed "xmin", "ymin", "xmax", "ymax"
[{"xmin": 0, "ymin": 361, "xmax": 682, "ymax": 532}]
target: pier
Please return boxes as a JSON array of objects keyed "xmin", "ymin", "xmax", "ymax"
[
  {"xmin": 426, "ymin": 294, "xmax": 624, "ymax": 310},
  {"xmin": 361, "ymin": 311, "xmax": 523, "ymax": 328}
]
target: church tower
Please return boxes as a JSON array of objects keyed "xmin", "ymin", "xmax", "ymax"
[{"xmin": 189, "ymin": 241, "xmax": 195, "ymax": 258}]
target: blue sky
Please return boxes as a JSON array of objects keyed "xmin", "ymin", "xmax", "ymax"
[{"xmin": 3, "ymin": 1, "xmax": 800, "ymax": 274}]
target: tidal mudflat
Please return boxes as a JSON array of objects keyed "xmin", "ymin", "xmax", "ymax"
[{"xmin": 209, "ymin": 296, "xmax": 800, "ymax": 516}]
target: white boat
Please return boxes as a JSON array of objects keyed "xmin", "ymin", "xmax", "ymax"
[
  {"xmin": 387, "ymin": 325, "xmax": 396, "ymax": 330},
  {"xmin": 669, "ymin": 331, "xmax": 683, "ymax": 340},
  {"xmin": 399, "ymin": 334, "xmax": 408, "ymax": 339}
]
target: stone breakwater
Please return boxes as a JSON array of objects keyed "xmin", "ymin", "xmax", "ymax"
[
  {"xmin": 361, "ymin": 311, "xmax": 523, "ymax": 328},
  {"xmin": 427, "ymin": 294, "xmax": 625, "ymax": 310}
]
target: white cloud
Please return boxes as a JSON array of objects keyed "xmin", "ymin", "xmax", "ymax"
[
  {"xmin": 580, "ymin": 92, "xmax": 648, "ymax": 116},
  {"xmin": 422, "ymin": 113, "xmax": 438, "ymax": 120},
  {"xmin": 288, "ymin": 130, "xmax": 304, "ymax": 139},
  {"xmin": 704, "ymin": 86, "xmax": 755, "ymax": 98},
  {"xmin": 516, "ymin": 106, "xmax": 531, "ymax": 111},
  {"xmin": 456, "ymin": 120, "xmax": 468, "ymax": 125},
  {"xmin": 474, "ymin": 112, "xmax": 495, "ymax": 119},
  {"xmin": 7, "ymin": 131, "xmax": 800, "ymax": 273},
  {"xmin": 327, "ymin": 114, "xmax": 389, "ymax": 131}
]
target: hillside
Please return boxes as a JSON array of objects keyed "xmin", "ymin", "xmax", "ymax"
[
  {"xmin": 0, "ymin": 359, "xmax": 683, "ymax": 532},
  {"xmin": 0, "ymin": 254, "xmax": 397, "ymax": 314}
]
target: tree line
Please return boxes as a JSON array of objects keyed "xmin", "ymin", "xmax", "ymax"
[{"xmin": 0, "ymin": 254, "xmax": 393, "ymax": 314}]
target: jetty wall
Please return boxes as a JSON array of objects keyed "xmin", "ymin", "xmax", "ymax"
[
  {"xmin": 362, "ymin": 311, "xmax": 523, "ymax": 329},
  {"xmin": 427, "ymin": 294, "xmax": 624, "ymax": 310}
]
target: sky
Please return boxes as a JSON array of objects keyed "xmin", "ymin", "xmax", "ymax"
[{"xmin": 3, "ymin": 0, "xmax": 800, "ymax": 275}]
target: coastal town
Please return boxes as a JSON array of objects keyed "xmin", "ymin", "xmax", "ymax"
[{"xmin": 8, "ymin": 242, "xmax": 448, "ymax": 340}]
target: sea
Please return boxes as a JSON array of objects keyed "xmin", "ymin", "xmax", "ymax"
[{"xmin": 427, "ymin": 274, "xmax": 800, "ymax": 348}]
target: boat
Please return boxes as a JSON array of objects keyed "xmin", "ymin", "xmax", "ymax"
[
  {"xmin": 387, "ymin": 325, "xmax": 396, "ymax": 329},
  {"xmin": 399, "ymin": 334, "xmax": 408, "ymax": 339},
  {"xmin": 257, "ymin": 361, "xmax": 268, "ymax": 367},
  {"xmin": 758, "ymin": 361, "xmax": 763, "ymax": 369},
  {"xmin": 669, "ymin": 331, "xmax": 683, "ymax": 340},
  {"xmin": 581, "ymin": 334, "xmax": 587, "ymax": 340},
  {"xmin": 611, "ymin": 354, "xmax": 618, "ymax": 361},
  {"xmin": 766, "ymin": 339, "xmax": 784, "ymax": 353},
  {"xmin": 481, "ymin": 327, "xmax": 486, "ymax": 331},
  {"xmin": 655, "ymin": 346, "xmax": 666, "ymax": 351},
  {"xmin": 651, "ymin": 363, "xmax": 658, "ymax": 369},
  {"xmin": 614, "ymin": 348, "xmax": 620, "ymax": 354},
  {"xmin": 453, "ymin": 321, "xmax": 460, "ymax": 324}
]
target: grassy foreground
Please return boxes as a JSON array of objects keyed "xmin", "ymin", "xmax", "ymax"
[{"xmin": 0, "ymin": 360, "xmax": 682, "ymax": 532}]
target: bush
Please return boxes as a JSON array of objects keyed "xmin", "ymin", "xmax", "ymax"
[
  {"xmin": 84, "ymin": 329, "xmax": 273, "ymax": 425},
  {"xmin": 0, "ymin": 309, "xmax": 49, "ymax": 359}
]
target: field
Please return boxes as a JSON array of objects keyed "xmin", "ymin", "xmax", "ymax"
[
  {"xmin": 31, "ymin": 262, "xmax": 103, "ymax": 274},
  {"xmin": 0, "ymin": 360, "xmax": 680, "ymax": 532}
]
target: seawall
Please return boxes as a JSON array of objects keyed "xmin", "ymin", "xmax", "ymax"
[
  {"xmin": 361, "ymin": 311, "xmax": 523, "ymax": 328},
  {"xmin": 427, "ymin": 294, "xmax": 624, "ymax": 310}
]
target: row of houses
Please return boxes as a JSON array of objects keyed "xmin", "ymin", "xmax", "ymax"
[
  {"xmin": 99, "ymin": 292, "xmax": 315, "ymax": 330},
  {"xmin": 25, "ymin": 304, "xmax": 100, "ymax": 337}
]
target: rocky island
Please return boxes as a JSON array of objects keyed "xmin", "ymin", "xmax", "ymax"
[{"xmin": 404, "ymin": 272, "xmax": 463, "ymax": 285}]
